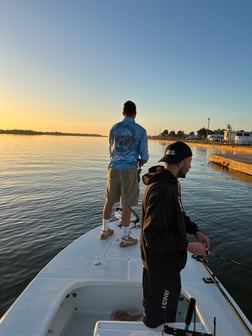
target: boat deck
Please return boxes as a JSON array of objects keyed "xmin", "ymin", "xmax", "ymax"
[{"xmin": 0, "ymin": 221, "xmax": 251, "ymax": 336}]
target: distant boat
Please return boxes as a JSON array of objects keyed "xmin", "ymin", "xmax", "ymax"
[{"xmin": 0, "ymin": 217, "xmax": 251, "ymax": 336}]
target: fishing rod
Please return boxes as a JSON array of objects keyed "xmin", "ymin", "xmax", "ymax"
[
  {"xmin": 115, "ymin": 207, "xmax": 140, "ymax": 227},
  {"xmin": 198, "ymin": 258, "xmax": 252, "ymax": 335},
  {"xmin": 163, "ymin": 297, "xmax": 214, "ymax": 336},
  {"xmin": 207, "ymin": 251, "xmax": 252, "ymax": 271}
]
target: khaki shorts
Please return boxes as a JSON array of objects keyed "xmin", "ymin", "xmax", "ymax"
[{"xmin": 105, "ymin": 168, "xmax": 139, "ymax": 207}]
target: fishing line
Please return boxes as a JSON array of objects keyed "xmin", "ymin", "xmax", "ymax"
[{"xmin": 207, "ymin": 251, "xmax": 252, "ymax": 271}]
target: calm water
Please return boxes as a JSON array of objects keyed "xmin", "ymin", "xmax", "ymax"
[{"xmin": 0, "ymin": 135, "xmax": 252, "ymax": 322}]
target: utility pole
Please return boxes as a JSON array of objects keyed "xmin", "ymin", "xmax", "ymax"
[{"xmin": 206, "ymin": 118, "xmax": 210, "ymax": 140}]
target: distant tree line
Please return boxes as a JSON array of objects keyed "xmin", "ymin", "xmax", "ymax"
[
  {"xmin": 0, "ymin": 129, "xmax": 104, "ymax": 137},
  {"xmin": 155, "ymin": 128, "xmax": 226, "ymax": 140}
]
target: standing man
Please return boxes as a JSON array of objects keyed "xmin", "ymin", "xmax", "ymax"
[
  {"xmin": 101, "ymin": 100, "xmax": 149, "ymax": 247},
  {"xmin": 140, "ymin": 141, "xmax": 210, "ymax": 327}
]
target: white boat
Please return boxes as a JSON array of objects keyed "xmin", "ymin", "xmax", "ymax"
[{"xmin": 0, "ymin": 219, "xmax": 251, "ymax": 336}]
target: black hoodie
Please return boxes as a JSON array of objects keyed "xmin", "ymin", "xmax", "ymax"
[{"xmin": 140, "ymin": 165, "xmax": 198, "ymax": 274}]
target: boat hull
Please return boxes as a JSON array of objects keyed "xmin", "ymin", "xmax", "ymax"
[{"xmin": 0, "ymin": 221, "xmax": 251, "ymax": 336}]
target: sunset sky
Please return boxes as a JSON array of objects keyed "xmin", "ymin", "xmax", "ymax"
[{"xmin": 1, "ymin": 0, "xmax": 252, "ymax": 136}]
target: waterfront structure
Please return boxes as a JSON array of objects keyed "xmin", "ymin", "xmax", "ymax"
[{"xmin": 224, "ymin": 130, "xmax": 252, "ymax": 145}]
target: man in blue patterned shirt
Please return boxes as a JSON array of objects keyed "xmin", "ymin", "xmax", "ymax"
[{"xmin": 101, "ymin": 101, "xmax": 149, "ymax": 247}]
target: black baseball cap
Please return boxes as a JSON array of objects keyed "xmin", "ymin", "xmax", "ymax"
[{"xmin": 159, "ymin": 141, "xmax": 192, "ymax": 164}]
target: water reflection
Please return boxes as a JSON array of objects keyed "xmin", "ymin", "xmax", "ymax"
[
  {"xmin": 208, "ymin": 161, "xmax": 252, "ymax": 184},
  {"xmin": 0, "ymin": 136, "xmax": 251, "ymax": 322}
]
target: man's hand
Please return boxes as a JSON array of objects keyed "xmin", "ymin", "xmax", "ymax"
[
  {"xmin": 187, "ymin": 242, "xmax": 207, "ymax": 257},
  {"xmin": 195, "ymin": 231, "xmax": 210, "ymax": 250}
]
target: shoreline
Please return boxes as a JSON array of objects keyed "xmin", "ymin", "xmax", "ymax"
[
  {"xmin": 150, "ymin": 139, "xmax": 252, "ymax": 175},
  {"xmin": 185, "ymin": 141, "xmax": 252, "ymax": 154},
  {"xmin": 150, "ymin": 138, "xmax": 252, "ymax": 154}
]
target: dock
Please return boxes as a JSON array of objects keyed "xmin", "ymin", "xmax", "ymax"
[{"xmin": 209, "ymin": 153, "xmax": 252, "ymax": 176}]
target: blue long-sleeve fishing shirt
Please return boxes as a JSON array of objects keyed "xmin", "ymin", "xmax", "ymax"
[{"xmin": 108, "ymin": 117, "xmax": 149, "ymax": 169}]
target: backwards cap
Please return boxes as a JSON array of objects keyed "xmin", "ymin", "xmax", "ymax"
[{"xmin": 159, "ymin": 141, "xmax": 192, "ymax": 164}]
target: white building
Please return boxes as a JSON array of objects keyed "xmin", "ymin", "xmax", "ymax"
[{"xmin": 224, "ymin": 130, "xmax": 252, "ymax": 144}]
